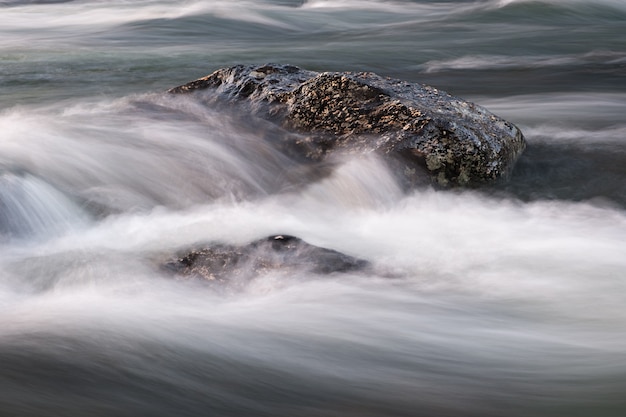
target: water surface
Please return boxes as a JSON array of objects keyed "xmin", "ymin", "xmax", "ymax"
[{"xmin": 1, "ymin": 1, "xmax": 626, "ymax": 416}]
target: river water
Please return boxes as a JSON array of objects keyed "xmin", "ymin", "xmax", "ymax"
[{"xmin": 1, "ymin": 1, "xmax": 626, "ymax": 416}]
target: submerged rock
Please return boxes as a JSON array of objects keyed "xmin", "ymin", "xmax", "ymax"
[
  {"xmin": 164, "ymin": 235, "xmax": 368, "ymax": 283},
  {"xmin": 169, "ymin": 64, "xmax": 526, "ymax": 186}
]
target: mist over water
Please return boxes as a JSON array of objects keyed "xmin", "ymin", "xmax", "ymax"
[{"xmin": 1, "ymin": 0, "xmax": 626, "ymax": 416}]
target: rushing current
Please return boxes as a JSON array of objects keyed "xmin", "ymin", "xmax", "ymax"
[{"xmin": 1, "ymin": 1, "xmax": 625, "ymax": 416}]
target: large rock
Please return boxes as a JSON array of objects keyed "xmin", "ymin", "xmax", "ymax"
[
  {"xmin": 169, "ymin": 64, "xmax": 526, "ymax": 186},
  {"xmin": 164, "ymin": 235, "xmax": 368, "ymax": 284}
]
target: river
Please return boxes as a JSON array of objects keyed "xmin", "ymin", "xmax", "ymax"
[{"xmin": 1, "ymin": 1, "xmax": 626, "ymax": 416}]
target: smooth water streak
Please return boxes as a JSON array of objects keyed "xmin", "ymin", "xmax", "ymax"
[{"xmin": 1, "ymin": 0, "xmax": 626, "ymax": 415}]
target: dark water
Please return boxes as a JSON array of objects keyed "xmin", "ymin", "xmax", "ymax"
[{"xmin": 1, "ymin": 1, "xmax": 626, "ymax": 416}]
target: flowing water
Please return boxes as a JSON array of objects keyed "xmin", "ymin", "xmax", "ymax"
[{"xmin": 1, "ymin": 1, "xmax": 626, "ymax": 416}]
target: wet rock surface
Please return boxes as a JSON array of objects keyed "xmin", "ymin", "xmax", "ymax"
[
  {"xmin": 169, "ymin": 64, "xmax": 526, "ymax": 186},
  {"xmin": 164, "ymin": 235, "xmax": 369, "ymax": 284}
]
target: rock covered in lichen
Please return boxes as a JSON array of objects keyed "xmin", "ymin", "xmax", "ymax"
[{"xmin": 169, "ymin": 64, "xmax": 525, "ymax": 186}]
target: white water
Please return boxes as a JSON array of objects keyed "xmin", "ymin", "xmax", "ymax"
[
  {"xmin": 1, "ymin": 93, "xmax": 626, "ymax": 416},
  {"xmin": 1, "ymin": 0, "xmax": 626, "ymax": 415}
]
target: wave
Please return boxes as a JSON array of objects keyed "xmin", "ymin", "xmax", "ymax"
[
  {"xmin": 493, "ymin": 0, "xmax": 626, "ymax": 12},
  {"xmin": 7, "ymin": 175, "xmax": 626, "ymax": 293},
  {"xmin": 422, "ymin": 51, "xmax": 626, "ymax": 73},
  {"xmin": 523, "ymin": 125, "xmax": 626, "ymax": 145},
  {"xmin": 0, "ymin": 0, "xmax": 500, "ymax": 35},
  {"xmin": 2, "ymin": 174, "xmax": 626, "ymax": 415},
  {"xmin": 0, "ymin": 1, "xmax": 295, "ymax": 29},
  {"xmin": 476, "ymin": 92, "xmax": 626, "ymax": 130},
  {"xmin": 0, "ymin": 172, "xmax": 88, "ymax": 240},
  {"xmin": 0, "ymin": 94, "xmax": 322, "ymax": 214}
]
